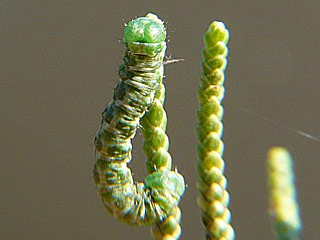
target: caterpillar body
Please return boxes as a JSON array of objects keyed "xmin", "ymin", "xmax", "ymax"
[{"xmin": 93, "ymin": 13, "xmax": 185, "ymax": 228}]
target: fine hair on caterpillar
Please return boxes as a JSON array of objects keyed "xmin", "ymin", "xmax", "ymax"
[{"xmin": 93, "ymin": 13, "xmax": 185, "ymax": 226}]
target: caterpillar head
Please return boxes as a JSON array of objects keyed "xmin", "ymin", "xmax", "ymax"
[
  {"xmin": 124, "ymin": 13, "xmax": 166, "ymax": 55},
  {"xmin": 124, "ymin": 13, "xmax": 166, "ymax": 44}
]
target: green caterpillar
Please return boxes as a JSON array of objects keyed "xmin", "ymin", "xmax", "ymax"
[
  {"xmin": 93, "ymin": 13, "xmax": 185, "ymax": 227},
  {"xmin": 196, "ymin": 21, "xmax": 234, "ymax": 240}
]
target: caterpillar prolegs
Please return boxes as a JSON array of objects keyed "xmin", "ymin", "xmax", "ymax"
[{"xmin": 93, "ymin": 13, "xmax": 185, "ymax": 230}]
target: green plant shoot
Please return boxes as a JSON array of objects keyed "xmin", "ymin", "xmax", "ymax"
[
  {"xmin": 196, "ymin": 21, "xmax": 235, "ymax": 240},
  {"xmin": 267, "ymin": 147, "xmax": 302, "ymax": 240}
]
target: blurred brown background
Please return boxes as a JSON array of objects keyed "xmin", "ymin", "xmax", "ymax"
[{"xmin": 1, "ymin": 1, "xmax": 319, "ymax": 239}]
